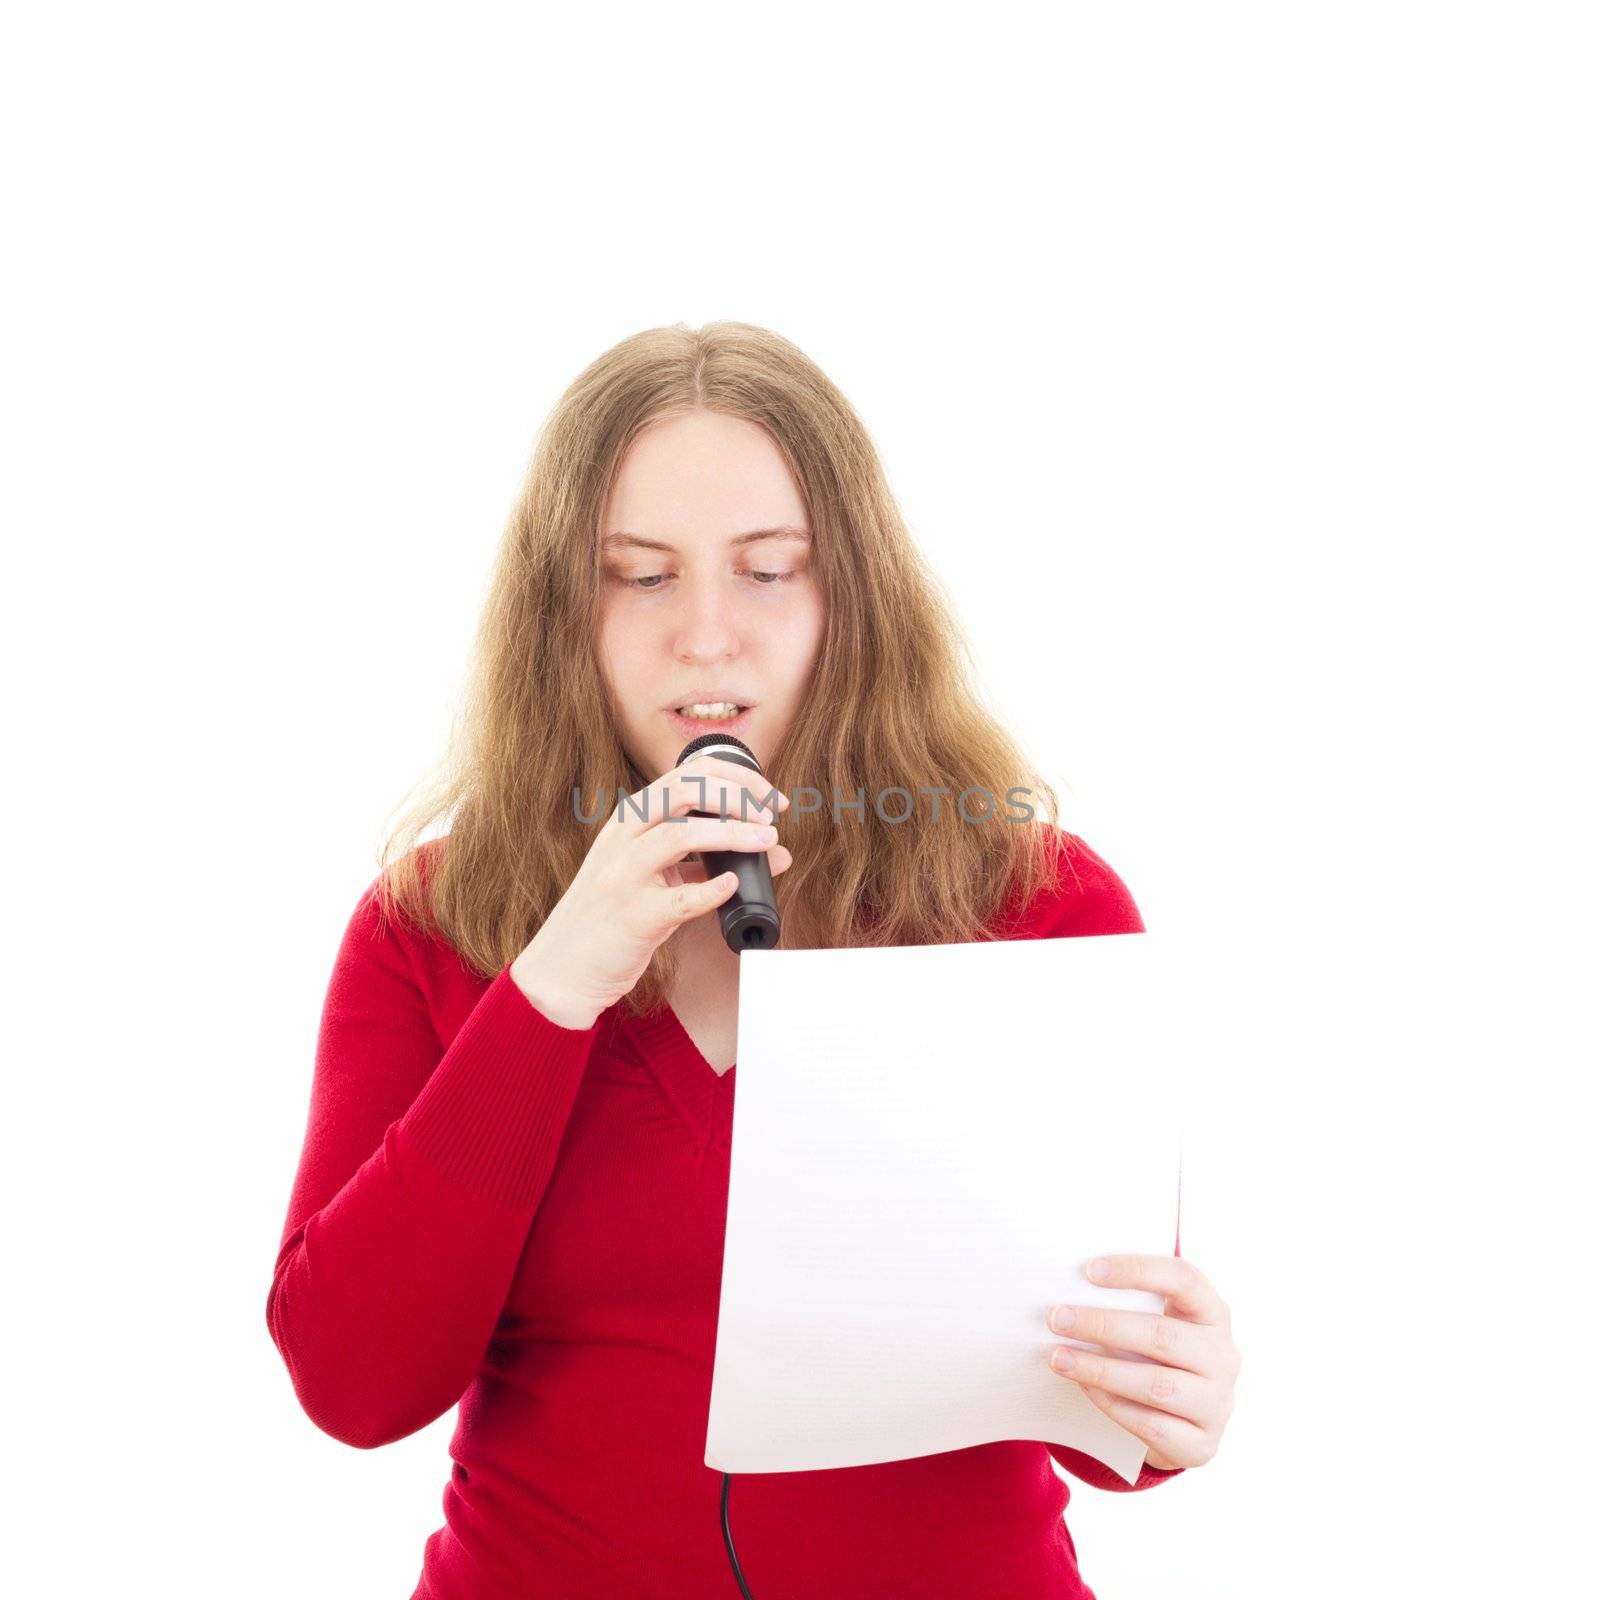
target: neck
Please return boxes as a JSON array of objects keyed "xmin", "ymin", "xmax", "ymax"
[{"xmin": 673, "ymin": 911, "xmax": 741, "ymax": 978}]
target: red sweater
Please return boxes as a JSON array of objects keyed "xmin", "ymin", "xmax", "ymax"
[{"xmin": 266, "ymin": 830, "xmax": 1183, "ymax": 1599}]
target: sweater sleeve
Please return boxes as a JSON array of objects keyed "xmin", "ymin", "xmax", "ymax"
[
  {"xmin": 1031, "ymin": 831, "xmax": 1186, "ymax": 1491},
  {"xmin": 265, "ymin": 878, "xmax": 600, "ymax": 1450},
  {"xmin": 1027, "ymin": 830, "xmax": 1147, "ymax": 940}
]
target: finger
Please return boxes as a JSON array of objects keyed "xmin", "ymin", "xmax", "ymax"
[
  {"xmin": 657, "ymin": 869, "xmax": 742, "ymax": 929},
  {"xmin": 607, "ymin": 759, "xmax": 773, "ymax": 838},
  {"xmin": 1051, "ymin": 1344, "xmax": 1218, "ymax": 1430},
  {"xmin": 680, "ymin": 751, "xmax": 790, "ymax": 799},
  {"xmin": 1047, "ymin": 1304, "xmax": 1214, "ymax": 1377},
  {"xmin": 1085, "ymin": 1255, "xmax": 1228, "ymax": 1327},
  {"xmin": 668, "ymin": 757, "xmax": 789, "ymax": 819},
  {"xmin": 1076, "ymin": 1384, "xmax": 1208, "ymax": 1467},
  {"xmin": 675, "ymin": 843, "xmax": 791, "ymax": 885},
  {"xmin": 639, "ymin": 816, "xmax": 780, "ymax": 876},
  {"xmin": 645, "ymin": 776, "xmax": 776, "ymax": 831}
]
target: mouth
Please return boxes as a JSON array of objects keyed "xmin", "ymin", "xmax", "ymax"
[{"xmin": 665, "ymin": 702, "xmax": 756, "ymax": 735}]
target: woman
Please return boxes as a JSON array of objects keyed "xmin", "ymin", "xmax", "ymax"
[{"xmin": 266, "ymin": 321, "xmax": 1240, "ymax": 1598}]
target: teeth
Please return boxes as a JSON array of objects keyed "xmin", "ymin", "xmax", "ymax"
[{"xmin": 677, "ymin": 702, "xmax": 743, "ymax": 719}]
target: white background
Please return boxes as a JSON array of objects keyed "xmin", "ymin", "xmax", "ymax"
[{"xmin": 4, "ymin": 3, "xmax": 1594, "ymax": 1596}]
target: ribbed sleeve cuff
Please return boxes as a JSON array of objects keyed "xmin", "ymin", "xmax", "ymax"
[
  {"xmin": 1050, "ymin": 1444, "xmax": 1186, "ymax": 1491},
  {"xmin": 395, "ymin": 963, "xmax": 601, "ymax": 1210}
]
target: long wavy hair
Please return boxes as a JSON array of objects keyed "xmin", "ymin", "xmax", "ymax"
[{"xmin": 373, "ymin": 320, "xmax": 1079, "ymax": 1016}]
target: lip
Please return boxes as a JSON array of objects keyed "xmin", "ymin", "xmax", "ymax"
[
  {"xmin": 664, "ymin": 703, "xmax": 757, "ymax": 739},
  {"xmin": 663, "ymin": 690, "xmax": 757, "ymax": 712}
]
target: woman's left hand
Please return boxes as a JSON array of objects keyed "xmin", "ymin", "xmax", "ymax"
[{"xmin": 1046, "ymin": 1254, "xmax": 1241, "ymax": 1471}]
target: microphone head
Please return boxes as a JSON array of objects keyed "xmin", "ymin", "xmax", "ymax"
[{"xmin": 676, "ymin": 732, "xmax": 762, "ymax": 773}]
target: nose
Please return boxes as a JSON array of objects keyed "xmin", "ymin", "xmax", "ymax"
[{"xmin": 671, "ymin": 572, "xmax": 741, "ymax": 662}]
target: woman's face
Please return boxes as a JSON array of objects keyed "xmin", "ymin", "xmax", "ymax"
[{"xmin": 597, "ymin": 410, "xmax": 827, "ymax": 781}]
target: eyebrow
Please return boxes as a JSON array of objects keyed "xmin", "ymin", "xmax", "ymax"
[{"xmin": 601, "ymin": 525, "xmax": 812, "ymax": 554}]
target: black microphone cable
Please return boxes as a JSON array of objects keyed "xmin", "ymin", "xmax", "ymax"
[
  {"xmin": 721, "ymin": 1472, "xmax": 756, "ymax": 1597},
  {"xmin": 671, "ymin": 734, "xmax": 780, "ymax": 1594}
]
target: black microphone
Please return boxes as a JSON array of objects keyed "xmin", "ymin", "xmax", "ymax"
[{"xmin": 675, "ymin": 733, "xmax": 782, "ymax": 952}]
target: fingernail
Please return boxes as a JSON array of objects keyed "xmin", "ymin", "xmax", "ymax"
[
  {"xmin": 1051, "ymin": 1348, "xmax": 1076, "ymax": 1372},
  {"xmin": 759, "ymin": 825, "xmax": 778, "ymax": 841},
  {"xmin": 1049, "ymin": 1305, "xmax": 1075, "ymax": 1334},
  {"xmin": 1086, "ymin": 1259, "xmax": 1108, "ymax": 1282}
]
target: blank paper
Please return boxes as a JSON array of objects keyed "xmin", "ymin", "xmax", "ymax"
[{"xmin": 705, "ymin": 929, "xmax": 1186, "ymax": 1486}]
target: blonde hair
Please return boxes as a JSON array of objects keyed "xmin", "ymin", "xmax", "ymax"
[{"xmin": 374, "ymin": 320, "xmax": 1076, "ymax": 1015}]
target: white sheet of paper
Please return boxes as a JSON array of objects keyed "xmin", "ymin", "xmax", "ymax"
[{"xmin": 705, "ymin": 929, "xmax": 1186, "ymax": 1486}]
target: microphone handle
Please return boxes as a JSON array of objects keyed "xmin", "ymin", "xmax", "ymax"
[
  {"xmin": 673, "ymin": 732, "xmax": 783, "ymax": 952},
  {"xmin": 696, "ymin": 824, "xmax": 781, "ymax": 951}
]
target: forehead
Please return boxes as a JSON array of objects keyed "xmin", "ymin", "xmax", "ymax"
[{"xmin": 602, "ymin": 412, "xmax": 809, "ymax": 548}]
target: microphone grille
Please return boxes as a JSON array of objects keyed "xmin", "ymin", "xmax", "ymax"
[{"xmin": 676, "ymin": 732, "xmax": 761, "ymax": 771}]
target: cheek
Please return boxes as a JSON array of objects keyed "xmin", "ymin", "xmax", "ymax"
[
  {"xmin": 791, "ymin": 594, "xmax": 828, "ymax": 668},
  {"xmin": 766, "ymin": 603, "xmax": 827, "ymax": 700},
  {"xmin": 597, "ymin": 606, "xmax": 645, "ymax": 670}
]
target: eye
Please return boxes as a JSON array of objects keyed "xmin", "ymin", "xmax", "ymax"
[{"xmin": 610, "ymin": 568, "xmax": 797, "ymax": 591}]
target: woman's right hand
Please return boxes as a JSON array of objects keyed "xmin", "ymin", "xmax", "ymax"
[{"xmin": 509, "ymin": 755, "xmax": 794, "ymax": 1028}]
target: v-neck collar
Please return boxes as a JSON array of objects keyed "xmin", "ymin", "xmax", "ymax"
[{"xmin": 623, "ymin": 1003, "xmax": 735, "ymax": 1155}]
